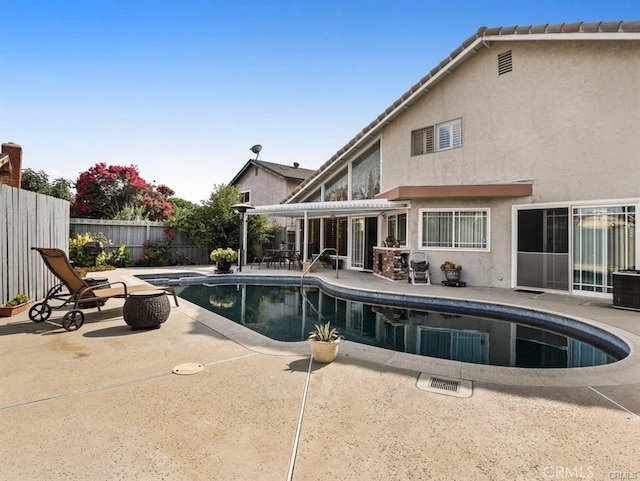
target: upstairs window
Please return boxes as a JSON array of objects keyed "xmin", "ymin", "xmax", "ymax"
[
  {"xmin": 411, "ymin": 118, "xmax": 462, "ymax": 156},
  {"xmin": 240, "ymin": 191, "xmax": 250, "ymax": 203}
]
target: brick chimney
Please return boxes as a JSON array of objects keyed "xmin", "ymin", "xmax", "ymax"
[{"xmin": 0, "ymin": 143, "xmax": 23, "ymax": 188}]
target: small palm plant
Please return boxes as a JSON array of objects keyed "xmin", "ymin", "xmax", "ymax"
[
  {"xmin": 308, "ymin": 322, "xmax": 343, "ymax": 342},
  {"xmin": 308, "ymin": 322, "xmax": 343, "ymax": 363}
]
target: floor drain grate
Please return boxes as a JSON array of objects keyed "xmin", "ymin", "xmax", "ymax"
[
  {"xmin": 430, "ymin": 377, "xmax": 460, "ymax": 392},
  {"xmin": 417, "ymin": 373, "xmax": 473, "ymax": 398}
]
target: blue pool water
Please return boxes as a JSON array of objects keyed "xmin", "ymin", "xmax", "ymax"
[{"xmin": 170, "ymin": 282, "xmax": 625, "ymax": 368}]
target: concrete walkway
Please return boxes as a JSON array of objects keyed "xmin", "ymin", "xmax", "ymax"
[{"xmin": 1, "ymin": 266, "xmax": 638, "ymax": 480}]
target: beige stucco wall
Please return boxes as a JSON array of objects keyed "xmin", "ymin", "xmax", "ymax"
[{"xmin": 376, "ymin": 40, "xmax": 640, "ymax": 288}]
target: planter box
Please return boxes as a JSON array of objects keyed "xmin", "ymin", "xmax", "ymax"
[
  {"xmin": 302, "ymin": 261, "xmax": 317, "ymax": 272},
  {"xmin": 0, "ymin": 302, "xmax": 31, "ymax": 317}
]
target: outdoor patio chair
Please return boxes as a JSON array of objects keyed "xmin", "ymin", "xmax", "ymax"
[
  {"xmin": 252, "ymin": 242, "xmax": 274, "ymax": 269},
  {"xmin": 284, "ymin": 250, "xmax": 302, "ymax": 270},
  {"xmin": 30, "ymin": 247, "xmax": 178, "ymax": 331},
  {"xmin": 408, "ymin": 252, "xmax": 431, "ymax": 285}
]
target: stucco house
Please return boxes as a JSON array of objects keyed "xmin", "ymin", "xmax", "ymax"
[
  {"xmin": 229, "ymin": 159, "xmax": 315, "ymax": 244},
  {"xmin": 248, "ymin": 20, "xmax": 640, "ymax": 297}
]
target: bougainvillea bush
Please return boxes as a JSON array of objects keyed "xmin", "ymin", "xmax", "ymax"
[{"xmin": 71, "ymin": 163, "xmax": 174, "ymax": 221}]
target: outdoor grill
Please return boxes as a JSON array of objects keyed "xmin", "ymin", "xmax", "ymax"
[{"xmin": 83, "ymin": 241, "xmax": 104, "ymax": 266}]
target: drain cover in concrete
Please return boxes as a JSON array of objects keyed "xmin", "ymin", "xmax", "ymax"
[
  {"xmin": 172, "ymin": 363, "xmax": 204, "ymax": 375},
  {"xmin": 417, "ymin": 373, "xmax": 472, "ymax": 398}
]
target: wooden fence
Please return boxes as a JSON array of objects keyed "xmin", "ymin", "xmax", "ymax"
[
  {"xmin": 0, "ymin": 186, "xmax": 210, "ymax": 304},
  {"xmin": 69, "ymin": 218, "xmax": 210, "ymax": 265},
  {"xmin": 0, "ymin": 185, "xmax": 70, "ymax": 303}
]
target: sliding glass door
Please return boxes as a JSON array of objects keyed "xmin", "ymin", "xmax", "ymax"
[
  {"xmin": 573, "ymin": 206, "xmax": 635, "ymax": 294},
  {"xmin": 517, "ymin": 204, "xmax": 636, "ymax": 294},
  {"xmin": 516, "ymin": 208, "xmax": 569, "ymax": 291}
]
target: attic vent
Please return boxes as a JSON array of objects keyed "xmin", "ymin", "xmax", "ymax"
[{"xmin": 498, "ymin": 50, "xmax": 512, "ymax": 75}]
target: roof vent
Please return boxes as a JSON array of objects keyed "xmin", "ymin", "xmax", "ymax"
[
  {"xmin": 293, "ymin": 162, "xmax": 299, "ymax": 168},
  {"xmin": 498, "ymin": 50, "xmax": 513, "ymax": 76}
]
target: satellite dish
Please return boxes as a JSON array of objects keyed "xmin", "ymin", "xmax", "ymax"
[{"xmin": 250, "ymin": 144, "xmax": 262, "ymax": 154}]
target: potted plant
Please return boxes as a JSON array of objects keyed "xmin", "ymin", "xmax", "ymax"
[
  {"xmin": 318, "ymin": 252, "xmax": 331, "ymax": 268},
  {"xmin": 0, "ymin": 293, "xmax": 31, "ymax": 317},
  {"xmin": 385, "ymin": 235, "xmax": 395, "ymax": 247},
  {"xmin": 308, "ymin": 322, "xmax": 344, "ymax": 363},
  {"xmin": 210, "ymin": 248, "xmax": 238, "ymax": 273},
  {"xmin": 440, "ymin": 261, "xmax": 462, "ymax": 282}
]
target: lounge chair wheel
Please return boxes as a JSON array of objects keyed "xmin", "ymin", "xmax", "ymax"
[
  {"xmin": 29, "ymin": 303, "xmax": 52, "ymax": 322},
  {"xmin": 62, "ymin": 310, "xmax": 85, "ymax": 331}
]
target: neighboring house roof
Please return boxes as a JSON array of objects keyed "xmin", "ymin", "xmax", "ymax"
[
  {"xmin": 285, "ymin": 20, "xmax": 640, "ymax": 203},
  {"xmin": 229, "ymin": 159, "xmax": 316, "ymax": 186}
]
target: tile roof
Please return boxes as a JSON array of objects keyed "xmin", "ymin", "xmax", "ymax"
[
  {"xmin": 284, "ymin": 20, "xmax": 640, "ymax": 203},
  {"xmin": 228, "ymin": 159, "xmax": 316, "ymax": 186},
  {"xmin": 254, "ymin": 160, "xmax": 316, "ymax": 181}
]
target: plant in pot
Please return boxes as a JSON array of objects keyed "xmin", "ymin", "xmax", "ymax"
[
  {"xmin": 385, "ymin": 235, "xmax": 395, "ymax": 247},
  {"xmin": 440, "ymin": 261, "xmax": 462, "ymax": 282},
  {"xmin": 308, "ymin": 322, "xmax": 344, "ymax": 363},
  {"xmin": 210, "ymin": 248, "xmax": 238, "ymax": 273},
  {"xmin": 318, "ymin": 252, "xmax": 331, "ymax": 268},
  {"xmin": 0, "ymin": 293, "xmax": 31, "ymax": 317}
]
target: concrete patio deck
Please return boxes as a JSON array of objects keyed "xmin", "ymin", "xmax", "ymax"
[{"xmin": 1, "ymin": 265, "xmax": 638, "ymax": 480}]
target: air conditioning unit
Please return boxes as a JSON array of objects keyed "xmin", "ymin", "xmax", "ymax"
[{"xmin": 612, "ymin": 271, "xmax": 640, "ymax": 311}]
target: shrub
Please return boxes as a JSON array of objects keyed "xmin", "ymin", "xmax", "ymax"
[
  {"xmin": 6, "ymin": 293, "xmax": 29, "ymax": 306},
  {"xmin": 210, "ymin": 247, "xmax": 238, "ymax": 263}
]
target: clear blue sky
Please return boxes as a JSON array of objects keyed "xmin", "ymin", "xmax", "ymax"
[{"xmin": 2, "ymin": 0, "xmax": 639, "ymax": 203}]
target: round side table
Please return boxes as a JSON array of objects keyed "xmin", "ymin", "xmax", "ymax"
[{"xmin": 123, "ymin": 290, "xmax": 170, "ymax": 330}]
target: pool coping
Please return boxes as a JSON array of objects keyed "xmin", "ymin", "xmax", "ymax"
[{"xmin": 140, "ymin": 272, "xmax": 640, "ymax": 388}]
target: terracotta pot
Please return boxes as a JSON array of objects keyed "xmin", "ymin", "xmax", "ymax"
[
  {"xmin": 309, "ymin": 339, "xmax": 341, "ymax": 363},
  {"xmin": 0, "ymin": 302, "xmax": 31, "ymax": 317}
]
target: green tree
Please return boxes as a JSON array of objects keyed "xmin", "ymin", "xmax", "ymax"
[
  {"xmin": 21, "ymin": 168, "xmax": 74, "ymax": 202},
  {"xmin": 167, "ymin": 185, "xmax": 278, "ymax": 252}
]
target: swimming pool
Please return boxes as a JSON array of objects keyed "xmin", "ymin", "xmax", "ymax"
[{"xmin": 165, "ymin": 279, "xmax": 627, "ymax": 369}]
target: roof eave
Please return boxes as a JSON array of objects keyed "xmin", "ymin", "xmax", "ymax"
[{"xmin": 286, "ymin": 37, "xmax": 487, "ymax": 204}]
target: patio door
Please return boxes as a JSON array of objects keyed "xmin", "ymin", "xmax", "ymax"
[
  {"xmin": 516, "ymin": 208, "xmax": 569, "ymax": 291},
  {"xmin": 351, "ymin": 217, "xmax": 378, "ymax": 270},
  {"xmin": 573, "ymin": 206, "xmax": 635, "ymax": 294}
]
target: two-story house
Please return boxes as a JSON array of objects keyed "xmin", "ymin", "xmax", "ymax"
[
  {"xmin": 248, "ymin": 21, "xmax": 640, "ymax": 297},
  {"xmin": 229, "ymin": 159, "xmax": 315, "ymax": 245}
]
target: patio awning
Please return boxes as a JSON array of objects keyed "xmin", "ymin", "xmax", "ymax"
[{"xmin": 246, "ymin": 199, "xmax": 411, "ymax": 218}]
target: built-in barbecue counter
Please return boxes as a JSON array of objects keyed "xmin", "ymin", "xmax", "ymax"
[{"xmin": 372, "ymin": 247, "xmax": 410, "ymax": 282}]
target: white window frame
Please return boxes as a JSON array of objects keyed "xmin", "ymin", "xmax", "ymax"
[
  {"xmin": 240, "ymin": 190, "xmax": 251, "ymax": 203},
  {"xmin": 436, "ymin": 119, "xmax": 462, "ymax": 151},
  {"xmin": 386, "ymin": 211, "xmax": 408, "ymax": 247},
  {"xmin": 411, "ymin": 118, "xmax": 462, "ymax": 156},
  {"xmin": 419, "ymin": 208, "xmax": 490, "ymax": 251}
]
